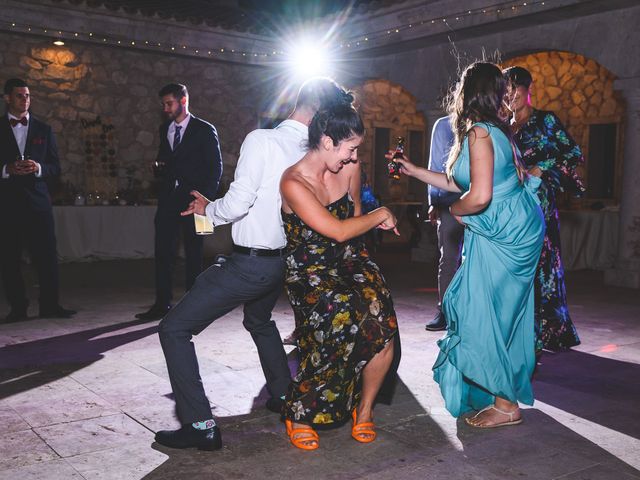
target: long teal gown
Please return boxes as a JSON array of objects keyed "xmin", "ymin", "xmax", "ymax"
[{"xmin": 432, "ymin": 122, "xmax": 545, "ymax": 417}]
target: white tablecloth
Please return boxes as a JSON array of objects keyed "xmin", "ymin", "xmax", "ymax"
[
  {"xmin": 412, "ymin": 209, "xmax": 619, "ymax": 271},
  {"xmin": 559, "ymin": 210, "xmax": 619, "ymax": 271},
  {"xmin": 53, "ymin": 206, "xmax": 233, "ymax": 263},
  {"xmin": 53, "ymin": 206, "xmax": 156, "ymax": 262},
  {"xmin": 51, "ymin": 207, "xmax": 618, "ymax": 268}
]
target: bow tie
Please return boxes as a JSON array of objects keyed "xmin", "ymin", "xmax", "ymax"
[{"xmin": 10, "ymin": 117, "xmax": 28, "ymax": 127}]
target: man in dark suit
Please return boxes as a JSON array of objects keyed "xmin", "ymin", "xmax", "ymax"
[
  {"xmin": 0, "ymin": 78, "xmax": 75, "ymax": 322},
  {"xmin": 136, "ymin": 83, "xmax": 222, "ymax": 321}
]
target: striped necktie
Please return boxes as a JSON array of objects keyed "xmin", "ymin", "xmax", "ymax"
[{"xmin": 173, "ymin": 125, "xmax": 182, "ymax": 151}]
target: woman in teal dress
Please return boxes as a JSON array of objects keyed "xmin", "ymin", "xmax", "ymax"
[
  {"xmin": 396, "ymin": 62, "xmax": 544, "ymax": 427},
  {"xmin": 280, "ymin": 90, "xmax": 400, "ymax": 449}
]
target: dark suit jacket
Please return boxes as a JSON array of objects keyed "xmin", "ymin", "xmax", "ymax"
[
  {"xmin": 0, "ymin": 114, "xmax": 60, "ymax": 213},
  {"xmin": 156, "ymin": 115, "xmax": 223, "ymax": 210}
]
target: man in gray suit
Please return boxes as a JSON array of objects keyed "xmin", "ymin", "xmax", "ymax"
[{"xmin": 425, "ymin": 116, "xmax": 464, "ymax": 331}]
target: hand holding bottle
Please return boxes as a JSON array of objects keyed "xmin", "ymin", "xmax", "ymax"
[
  {"xmin": 385, "ymin": 151, "xmax": 419, "ymax": 178},
  {"xmin": 387, "ymin": 137, "xmax": 404, "ymax": 180}
]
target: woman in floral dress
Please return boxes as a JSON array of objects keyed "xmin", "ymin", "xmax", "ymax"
[
  {"xmin": 504, "ymin": 66, "xmax": 585, "ymax": 351},
  {"xmin": 280, "ymin": 90, "xmax": 399, "ymax": 449}
]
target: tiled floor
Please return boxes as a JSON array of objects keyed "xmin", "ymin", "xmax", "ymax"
[{"xmin": 1, "ymin": 253, "xmax": 639, "ymax": 479}]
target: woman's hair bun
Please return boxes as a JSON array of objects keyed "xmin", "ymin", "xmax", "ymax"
[
  {"xmin": 320, "ymin": 88, "xmax": 354, "ymax": 110},
  {"xmin": 339, "ymin": 90, "xmax": 354, "ymax": 105}
]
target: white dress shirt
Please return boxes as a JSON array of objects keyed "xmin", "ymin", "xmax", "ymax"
[
  {"xmin": 205, "ymin": 119, "xmax": 308, "ymax": 250},
  {"xmin": 2, "ymin": 113, "xmax": 42, "ymax": 178},
  {"xmin": 167, "ymin": 113, "xmax": 191, "ymax": 150}
]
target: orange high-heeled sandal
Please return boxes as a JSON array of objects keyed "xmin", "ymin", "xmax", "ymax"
[
  {"xmin": 351, "ymin": 409, "xmax": 376, "ymax": 443},
  {"xmin": 285, "ymin": 419, "xmax": 319, "ymax": 450}
]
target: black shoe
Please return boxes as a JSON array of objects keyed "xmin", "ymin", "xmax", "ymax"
[
  {"xmin": 135, "ymin": 304, "xmax": 170, "ymax": 321},
  {"xmin": 155, "ymin": 424, "xmax": 222, "ymax": 451},
  {"xmin": 4, "ymin": 309, "xmax": 28, "ymax": 323},
  {"xmin": 39, "ymin": 306, "xmax": 77, "ymax": 319},
  {"xmin": 282, "ymin": 331, "xmax": 297, "ymax": 346},
  {"xmin": 425, "ymin": 311, "xmax": 447, "ymax": 331},
  {"xmin": 265, "ymin": 397, "xmax": 285, "ymax": 414}
]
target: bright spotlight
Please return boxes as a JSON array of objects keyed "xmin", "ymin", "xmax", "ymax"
[{"xmin": 289, "ymin": 40, "xmax": 332, "ymax": 78}]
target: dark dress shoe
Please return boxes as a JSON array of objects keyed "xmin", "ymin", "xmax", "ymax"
[
  {"xmin": 282, "ymin": 331, "xmax": 297, "ymax": 346},
  {"xmin": 425, "ymin": 311, "xmax": 447, "ymax": 331},
  {"xmin": 155, "ymin": 424, "xmax": 222, "ymax": 451},
  {"xmin": 4, "ymin": 309, "xmax": 28, "ymax": 323},
  {"xmin": 265, "ymin": 396, "xmax": 285, "ymax": 414},
  {"xmin": 135, "ymin": 304, "xmax": 170, "ymax": 321},
  {"xmin": 39, "ymin": 306, "xmax": 77, "ymax": 318}
]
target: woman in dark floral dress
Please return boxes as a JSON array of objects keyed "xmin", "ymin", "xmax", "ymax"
[
  {"xmin": 280, "ymin": 90, "xmax": 399, "ymax": 450},
  {"xmin": 504, "ymin": 66, "xmax": 585, "ymax": 351}
]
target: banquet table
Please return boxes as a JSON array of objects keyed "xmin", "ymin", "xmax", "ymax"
[
  {"xmin": 53, "ymin": 206, "xmax": 156, "ymax": 262},
  {"xmin": 411, "ymin": 208, "xmax": 619, "ymax": 271},
  {"xmin": 558, "ymin": 209, "xmax": 619, "ymax": 271},
  {"xmin": 51, "ymin": 206, "xmax": 619, "ymax": 270},
  {"xmin": 52, "ymin": 206, "xmax": 232, "ymax": 263}
]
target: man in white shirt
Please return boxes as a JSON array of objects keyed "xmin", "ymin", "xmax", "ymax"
[
  {"xmin": 154, "ymin": 78, "xmax": 343, "ymax": 451},
  {"xmin": 0, "ymin": 78, "xmax": 75, "ymax": 322}
]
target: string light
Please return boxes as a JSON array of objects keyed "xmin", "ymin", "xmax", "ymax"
[
  {"xmin": 2, "ymin": 0, "xmax": 551, "ymax": 61},
  {"xmin": 340, "ymin": 0, "xmax": 551, "ymax": 49},
  {"xmin": 0, "ymin": 20, "xmax": 279, "ymax": 61}
]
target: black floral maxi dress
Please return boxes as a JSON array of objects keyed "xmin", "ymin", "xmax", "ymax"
[
  {"xmin": 514, "ymin": 109, "xmax": 585, "ymax": 351},
  {"xmin": 282, "ymin": 194, "xmax": 398, "ymax": 426}
]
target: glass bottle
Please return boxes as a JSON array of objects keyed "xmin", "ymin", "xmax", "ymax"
[{"xmin": 388, "ymin": 136, "xmax": 404, "ymax": 180}]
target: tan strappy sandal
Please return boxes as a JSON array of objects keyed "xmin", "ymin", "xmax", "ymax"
[{"xmin": 465, "ymin": 405, "xmax": 523, "ymax": 428}]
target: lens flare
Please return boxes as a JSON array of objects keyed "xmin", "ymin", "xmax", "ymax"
[{"xmin": 289, "ymin": 40, "xmax": 331, "ymax": 78}]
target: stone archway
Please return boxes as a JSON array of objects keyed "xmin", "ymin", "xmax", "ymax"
[
  {"xmin": 502, "ymin": 51, "xmax": 625, "ymax": 206},
  {"xmin": 352, "ymin": 80, "xmax": 426, "ymax": 203}
]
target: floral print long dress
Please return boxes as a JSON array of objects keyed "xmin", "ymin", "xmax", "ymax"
[
  {"xmin": 514, "ymin": 109, "xmax": 585, "ymax": 351},
  {"xmin": 282, "ymin": 194, "xmax": 398, "ymax": 426}
]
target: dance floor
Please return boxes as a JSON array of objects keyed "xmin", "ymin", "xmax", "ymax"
[{"xmin": 1, "ymin": 251, "xmax": 639, "ymax": 479}]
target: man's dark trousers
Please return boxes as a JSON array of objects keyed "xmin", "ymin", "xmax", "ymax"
[
  {"xmin": 154, "ymin": 198, "xmax": 203, "ymax": 306},
  {"xmin": 437, "ymin": 208, "xmax": 464, "ymax": 311},
  {"xmin": 0, "ymin": 208, "xmax": 59, "ymax": 311},
  {"xmin": 158, "ymin": 252, "xmax": 291, "ymax": 424}
]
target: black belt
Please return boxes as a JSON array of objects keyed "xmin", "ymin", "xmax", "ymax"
[{"xmin": 233, "ymin": 245, "xmax": 285, "ymax": 257}]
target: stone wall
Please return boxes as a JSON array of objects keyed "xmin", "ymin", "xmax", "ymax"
[
  {"xmin": 0, "ymin": 31, "xmax": 271, "ymax": 204},
  {"xmin": 502, "ymin": 51, "xmax": 625, "ymax": 204}
]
